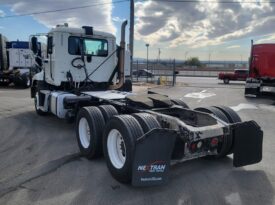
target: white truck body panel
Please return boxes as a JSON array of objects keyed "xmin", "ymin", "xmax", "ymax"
[{"xmin": 8, "ymin": 48, "xmax": 35, "ymax": 69}]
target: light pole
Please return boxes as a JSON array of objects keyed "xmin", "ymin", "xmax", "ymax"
[
  {"xmin": 158, "ymin": 48, "xmax": 161, "ymax": 64},
  {"xmin": 184, "ymin": 51, "xmax": 189, "ymax": 61},
  {"xmin": 208, "ymin": 52, "xmax": 212, "ymax": 64},
  {"xmin": 146, "ymin": 43, "xmax": 149, "ymax": 82},
  {"xmin": 129, "ymin": 0, "xmax": 134, "ymax": 80}
]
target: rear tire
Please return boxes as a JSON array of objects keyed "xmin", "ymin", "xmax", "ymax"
[
  {"xmin": 103, "ymin": 115, "xmax": 144, "ymax": 184},
  {"xmin": 0, "ymin": 80, "xmax": 11, "ymax": 86},
  {"xmin": 214, "ymin": 106, "xmax": 242, "ymax": 123},
  {"xmin": 76, "ymin": 106, "xmax": 105, "ymax": 159},
  {"xmin": 98, "ymin": 105, "xmax": 118, "ymax": 122},
  {"xmin": 132, "ymin": 113, "xmax": 161, "ymax": 133},
  {"xmin": 171, "ymin": 99, "xmax": 189, "ymax": 108},
  {"xmin": 214, "ymin": 106, "xmax": 242, "ymax": 154},
  {"xmin": 195, "ymin": 106, "xmax": 232, "ymax": 158},
  {"xmin": 195, "ymin": 107, "xmax": 230, "ymax": 123}
]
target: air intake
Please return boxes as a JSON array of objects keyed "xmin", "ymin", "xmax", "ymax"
[{"xmin": 82, "ymin": 26, "xmax": 93, "ymax": 35}]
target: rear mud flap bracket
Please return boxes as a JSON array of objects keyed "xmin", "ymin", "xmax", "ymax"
[{"xmin": 132, "ymin": 129, "xmax": 177, "ymax": 187}]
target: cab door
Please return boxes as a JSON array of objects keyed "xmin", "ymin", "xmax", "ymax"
[{"xmin": 68, "ymin": 36, "xmax": 114, "ymax": 83}]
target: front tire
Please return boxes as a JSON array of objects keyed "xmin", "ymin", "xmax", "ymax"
[
  {"xmin": 103, "ymin": 115, "xmax": 144, "ymax": 184},
  {"xmin": 21, "ymin": 73, "xmax": 31, "ymax": 88},
  {"xmin": 223, "ymin": 78, "xmax": 230, "ymax": 84},
  {"xmin": 14, "ymin": 72, "xmax": 31, "ymax": 88},
  {"xmin": 76, "ymin": 106, "xmax": 105, "ymax": 159}
]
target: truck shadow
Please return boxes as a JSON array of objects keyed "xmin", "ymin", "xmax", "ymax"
[
  {"xmin": 19, "ymin": 155, "xmax": 273, "ymax": 205},
  {"xmin": 1, "ymin": 111, "xmax": 273, "ymax": 205}
]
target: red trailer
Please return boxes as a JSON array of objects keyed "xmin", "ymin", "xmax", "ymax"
[{"xmin": 245, "ymin": 41, "xmax": 275, "ymax": 96}]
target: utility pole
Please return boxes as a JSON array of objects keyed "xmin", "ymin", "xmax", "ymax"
[
  {"xmin": 184, "ymin": 51, "xmax": 189, "ymax": 61},
  {"xmin": 129, "ymin": 0, "xmax": 134, "ymax": 80},
  {"xmin": 172, "ymin": 59, "xmax": 176, "ymax": 86},
  {"xmin": 158, "ymin": 48, "xmax": 161, "ymax": 64},
  {"xmin": 146, "ymin": 43, "xmax": 149, "ymax": 83}
]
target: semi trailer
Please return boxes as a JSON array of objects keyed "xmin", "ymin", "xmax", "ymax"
[
  {"xmin": 245, "ymin": 40, "xmax": 275, "ymax": 97},
  {"xmin": 0, "ymin": 34, "xmax": 41, "ymax": 87},
  {"xmin": 30, "ymin": 21, "xmax": 263, "ymax": 186}
]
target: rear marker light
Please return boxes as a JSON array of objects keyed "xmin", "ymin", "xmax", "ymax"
[{"xmin": 211, "ymin": 138, "xmax": 219, "ymax": 146}]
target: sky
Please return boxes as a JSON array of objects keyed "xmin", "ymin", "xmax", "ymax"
[{"xmin": 0, "ymin": 0, "xmax": 275, "ymax": 61}]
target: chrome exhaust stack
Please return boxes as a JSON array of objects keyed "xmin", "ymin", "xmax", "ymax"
[{"xmin": 109, "ymin": 20, "xmax": 127, "ymax": 90}]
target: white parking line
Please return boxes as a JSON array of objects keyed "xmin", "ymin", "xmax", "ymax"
[
  {"xmin": 230, "ymin": 103, "xmax": 275, "ymax": 112},
  {"xmin": 184, "ymin": 90, "xmax": 216, "ymax": 99},
  {"xmin": 230, "ymin": 103, "xmax": 258, "ymax": 112}
]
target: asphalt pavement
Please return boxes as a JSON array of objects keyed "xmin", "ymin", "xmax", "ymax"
[{"xmin": 0, "ymin": 77, "xmax": 275, "ymax": 205}]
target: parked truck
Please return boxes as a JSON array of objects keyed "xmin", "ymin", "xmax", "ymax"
[
  {"xmin": 0, "ymin": 34, "xmax": 41, "ymax": 87},
  {"xmin": 245, "ymin": 41, "xmax": 275, "ymax": 96},
  {"xmin": 30, "ymin": 21, "xmax": 263, "ymax": 186},
  {"xmin": 218, "ymin": 69, "xmax": 249, "ymax": 84}
]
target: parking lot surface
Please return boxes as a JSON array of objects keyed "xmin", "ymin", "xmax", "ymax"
[{"xmin": 0, "ymin": 77, "xmax": 275, "ymax": 205}]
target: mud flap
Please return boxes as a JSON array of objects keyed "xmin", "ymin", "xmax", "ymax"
[
  {"xmin": 233, "ymin": 121, "xmax": 263, "ymax": 167},
  {"xmin": 132, "ymin": 129, "xmax": 177, "ymax": 187}
]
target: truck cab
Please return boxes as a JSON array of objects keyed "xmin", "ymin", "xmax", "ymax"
[
  {"xmin": 218, "ymin": 69, "xmax": 248, "ymax": 84},
  {"xmin": 245, "ymin": 42, "xmax": 275, "ymax": 96},
  {"xmin": 32, "ymin": 23, "xmax": 130, "ymax": 92},
  {"xmin": 0, "ymin": 35, "xmax": 41, "ymax": 87}
]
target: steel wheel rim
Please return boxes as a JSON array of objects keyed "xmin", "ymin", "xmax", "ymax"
[
  {"xmin": 79, "ymin": 117, "xmax": 91, "ymax": 148},
  {"xmin": 107, "ymin": 129, "xmax": 126, "ymax": 169}
]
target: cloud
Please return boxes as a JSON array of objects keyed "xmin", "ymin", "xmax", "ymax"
[
  {"xmin": 135, "ymin": 0, "xmax": 275, "ymax": 48},
  {"xmin": 256, "ymin": 34, "xmax": 275, "ymax": 44},
  {"xmin": 112, "ymin": 16, "xmax": 125, "ymax": 22},
  {"xmin": 226, "ymin": 45, "xmax": 241, "ymax": 49},
  {"xmin": 0, "ymin": 10, "xmax": 5, "ymax": 17},
  {"xmin": 2, "ymin": 0, "xmax": 115, "ymax": 33}
]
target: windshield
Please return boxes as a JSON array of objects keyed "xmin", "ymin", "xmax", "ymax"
[{"xmin": 68, "ymin": 36, "xmax": 108, "ymax": 57}]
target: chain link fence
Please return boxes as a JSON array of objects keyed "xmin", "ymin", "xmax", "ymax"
[{"xmin": 132, "ymin": 60, "xmax": 241, "ymax": 86}]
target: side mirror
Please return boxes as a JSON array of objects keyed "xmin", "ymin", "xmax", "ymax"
[
  {"xmin": 47, "ymin": 36, "xmax": 53, "ymax": 55},
  {"xmin": 31, "ymin": 37, "xmax": 38, "ymax": 54}
]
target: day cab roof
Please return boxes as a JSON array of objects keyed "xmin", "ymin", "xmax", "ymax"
[
  {"xmin": 49, "ymin": 25, "xmax": 116, "ymax": 39},
  {"xmin": 252, "ymin": 43, "xmax": 275, "ymax": 54}
]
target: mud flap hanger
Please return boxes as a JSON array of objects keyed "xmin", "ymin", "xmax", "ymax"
[{"xmin": 132, "ymin": 129, "xmax": 177, "ymax": 187}]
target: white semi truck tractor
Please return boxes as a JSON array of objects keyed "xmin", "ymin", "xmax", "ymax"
[
  {"xmin": 30, "ymin": 21, "xmax": 263, "ymax": 186},
  {"xmin": 0, "ymin": 34, "xmax": 42, "ymax": 87}
]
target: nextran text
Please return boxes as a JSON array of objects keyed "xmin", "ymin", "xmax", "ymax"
[{"xmin": 137, "ymin": 164, "xmax": 166, "ymax": 173}]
